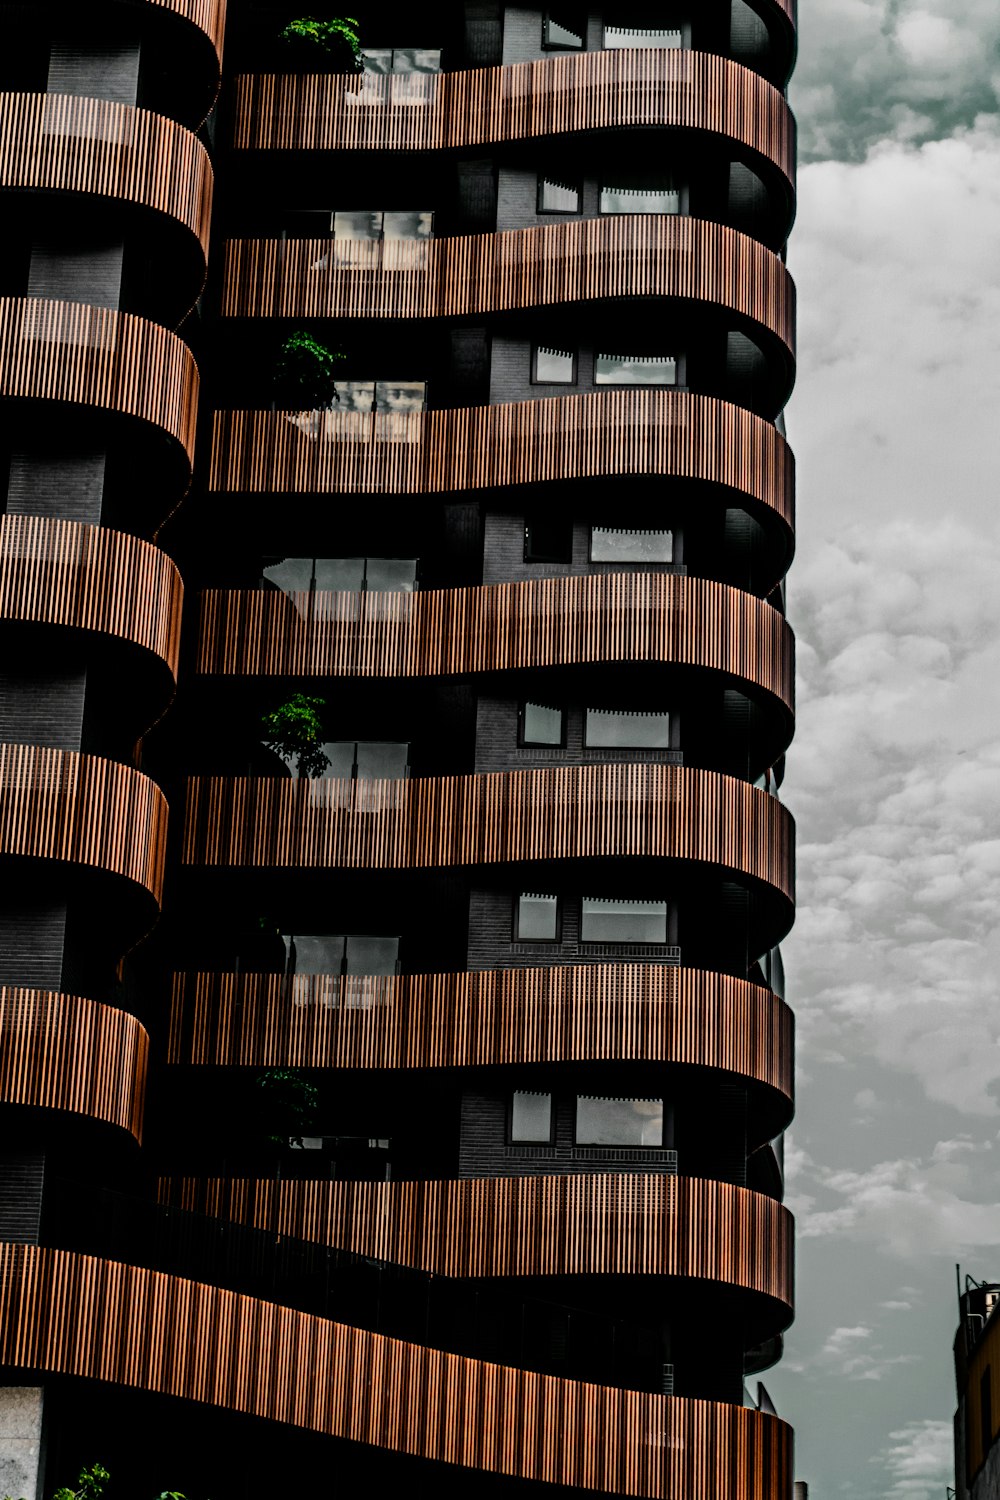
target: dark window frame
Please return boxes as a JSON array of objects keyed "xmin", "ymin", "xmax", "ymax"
[
  {"xmin": 579, "ymin": 894, "xmax": 670, "ymax": 944},
  {"xmin": 524, "ymin": 515, "xmax": 574, "ymax": 564},
  {"xmin": 531, "ymin": 344, "xmax": 578, "ymax": 386}
]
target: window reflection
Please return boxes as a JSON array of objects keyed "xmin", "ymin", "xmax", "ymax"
[
  {"xmin": 263, "ymin": 557, "xmax": 419, "ymax": 595},
  {"xmin": 511, "ymin": 1091, "xmax": 553, "ymax": 1142},
  {"xmin": 517, "ymin": 892, "xmax": 559, "ymax": 941},
  {"xmin": 590, "ymin": 528, "xmax": 673, "ymax": 563},
  {"xmin": 604, "ymin": 25, "xmax": 681, "ymax": 49},
  {"xmin": 282, "ymin": 933, "xmax": 400, "ymax": 976},
  {"xmin": 576, "ymin": 1096, "xmax": 664, "ymax": 1146},
  {"xmin": 521, "ymin": 702, "xmax": 565, "ymax": 746},
  {"xmin": 331, "ymin": 209, "xmax": 434, "ymax": 241},
  {"xmin": 533, "ymin": 346, "xmax": 576, "ymax": 384},
  {"xmin": 543, "ymin": 14, "xmax": 585, "ymax": 48},
  {"xmin": 600, "ymin": 181, "xmax": 680, "ymax": 215},
  {"xmin": 538, "ymin": 177, "xmax": 581, "ymax": 214},
  {"xmin": 363, "ymin": 47, "xmax": 442, "ymax": 73},
  {"xmin": 595, "ymin": 353, "xmax": 677, "ymax": 386},
  {"xmin": 580, "ymin": 896, "xmax": 667, "ymax": 942},
  {"xmin": 333, "ymin": 380, "xmax": 427, "ymax": 413},
  {"xmin": 585, "ymin": 709, "xmax": 670, "ymax": 749},
  {"xmin": 321, "ymin": 742, "xmax": 410, "ymax": 780}
]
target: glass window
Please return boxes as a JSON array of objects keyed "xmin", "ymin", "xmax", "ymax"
[
  {"xmin": 333, "ymin": 380, "xmax": 376, "ymax": 413},
  {"xmin": 345, "ymin": 934, "xmax": 400, "ymax": 975},
  {"xmin": 603, "ymin": 25, "xmax": 682, "ymax": 49},
  {"xmin": 382, "ymin": 210, "xmax": 434, "ymax": 240},
  {"xmin": 334, "ymin": 209, "xmax": 383, "ymax": 241},
  {"xmin": 590, "ymin": 527, "xmax": 673, "ymax": 563},
  {"xmin": 355, "ymin": 742, "xmax": 409, "ymax": 779},
  {"xmin": 320, "ymin": 742, "xmax": 357, "ymax": 780},
  {"xmin": 364, "ymin": 557, "xmax": 419, "ymax": 592},
  {"xmin": 533, "ymin": 346, "xmax": 576, "ymax": 384},
  {"xmin": 524, "ymin": 516, "xmax": 573, "ymax": 563},
  {"xmin": 313, "ymin": 557, "xmax": 365, "ymax": 591},
  {"xmin": 516, "ymin": 892, "xmax": 559, "ymax": 941},
  {"xmin": 362, "ymin": 47, "xmax": 394, "ymax": 74},
  {"xmin": 585, "ymin": 709, "xmax": 670, "ymax": 749},
  {"xmin": 521, "ymin": 702, "xmax": 564, "ymax": 746},
  {"xmin": 595, "ymin": 353, "xmax": 677, "ymax": 386},
  {"xmin": 283, "ymin": 934, "xmax": 346, "ymax": 974},
  {"xmin": 543, "ymin": 13, "xmax": 585, "ymax": 48},
  {"xmin": 600, "ymin": 182, "xmax": 680, "ymax": 215},
  {"xmin": 375, "ymin": 380, "xmax": 427, "ymax": 413},
  {"xmin": 538, "ymin": 177, "xmax": 581, "ymax": 214},
  {"xmin": 392, "ymin": 47, "xmax": 442, "ymax": 73},
  {"xmin": 580, "ymin": 896, "xmax": 667, "ymax": 943},
  {"xmin": 262, "ymin": 557, "xmax": 314, "ymax": 593},
  {"xmin": 511, "ymin": 1091, "xmax": 553, "ymax": 1142},
  {"xmin": 576, "ymin": 1096, "xmax": 664, "ymax": 1146}
]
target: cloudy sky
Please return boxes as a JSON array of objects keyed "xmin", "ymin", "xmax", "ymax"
[{"xmin": 771, "ymin": 0, "xmax": 1000, "ymax": 1493}]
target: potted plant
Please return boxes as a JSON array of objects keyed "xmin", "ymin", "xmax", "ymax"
[
  {"xmin": 279, "ymin": 16, "xmax": 365, "ymax": 72},
  {"xmin": 260, "ymin": 693, "xmax": 331, "ymax": 778},
  {"xmin": 273, "ymin": 331, "xmax": 345, "ymax": 412}
]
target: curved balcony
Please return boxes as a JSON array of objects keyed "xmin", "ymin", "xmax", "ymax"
[
  {"xmin": 162, "ymin": 1174, "xmax": 793, "ymax": 1321},
  {"xmin": 0, "ymin": 986, "xmax": 147, "ymax": 1142},
  {"xmin": 183, "ymin": 764, "xmax": 794, "ymax": 913},
  {"xmin": 0, "ymin": 298, "xmax": 199, "ymax": 485},
  {"xmin": 199, "ymin": 575, "xmax": 793, "ymax": 738},
  {"xmin": 234, "ymin": 52, "xmax": 795, "ymax": 195},
  {"xmin": 0, "ymin": 1243, "xmax": 794, "ymax": 1498},
  {"xmin": 0, "ymin": 744, "xmax": 167, "ymax": 908},
  {"xmin": 211, "ymin": 390, "xmax": 794, "ymax": 539},
  {"xmin": 151, "ymin": 0, "xmax": 227, "ymax": 62},
  {"xmin": 223, "ymin": 216, "xmax": 794, "ymax": 363},
  {"xmin": 169, "ymin": 964, "xmax": 794, "ymax": 1121},
  {"xmin": 0, "ymin": 94, "xmax": 213, "ymax": 275},
  {"xmin": 0, "ymin": 515, "xmax": 183, "ymax": 686}
]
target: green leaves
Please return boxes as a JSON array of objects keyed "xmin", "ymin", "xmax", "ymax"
[
  {"xmin": 256, "ymin": 1068, "xmax": 320, "ymax": 1145},
  {"xmin": 279, "ymin": 17, "xmax": 365, "ymax": 72},
  {"xmin": 273, "ymin": 331, "xmax": 346, "ymax": 412},
  {"xmin": 50, "ymin": 1466, "xmax": 111, "ymax": 1500},
  {"xmin": 260, "ymin": 693, "xmax": 331, "ymax": 779}
]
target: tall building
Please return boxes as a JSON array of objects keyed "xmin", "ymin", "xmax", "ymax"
[
  {"xmin": 0, "ymin": 2, "xmax": 797, "ymax": 1496},
  {"xmin": 953, "ymin": 1276, "xmax": 1000, "ymax": 1498}
]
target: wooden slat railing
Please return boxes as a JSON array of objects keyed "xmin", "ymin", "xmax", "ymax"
[
  {"xmin": 0, "ymin": 744, "xmax": 167, "ymax": 905},
  {"xmin": 160, "ymin": 1173, "xmax": 794, "ymax": 1312},
  {"xmin": 0, "ymin": 987, "xmax": 147, "ymax": 1142},
  {"xmin": 210, "ymin": 391, "xmax": 794, "ymax": 536},
  {"xmin": 233, "ymin": 52, "xmax": 795, "ymax": 190},
  {"xmin": 0, "ymin": 299, "xmax": 199, "ymax": 469},
  {"xmin": 182, "ymin": 765, "xmax": 795, "ymax": 906},
  {"xmin": 0, "ymin": 1244, "xmax": 793, "ymax": 1498},
  {"xmin": 167, "ymin": 965, "xmax": 794, "ymax": 1107},
  {"xmin": 221, "ymin": 216, "xmax": 794, "ymax": 358},
  {"xmin": 0, "ymin": 94, "xmax": 214, "ymax": 263},
  {"xmin": 196, "ymin": 575, "xmax": 793, "ymax": 720},
  {"xmin": 0, "ymin": 516, "xmax": 183, "ymax": 680}
]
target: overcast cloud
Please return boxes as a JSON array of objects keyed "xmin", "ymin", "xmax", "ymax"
[{"xmin": 769, "ymin": 1, "xmax": 1000, "ymax": 1494}]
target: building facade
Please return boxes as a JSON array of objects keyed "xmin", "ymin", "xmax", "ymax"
[
  {"xmin": 954, "ymin": 1278, "xmax": 1000, "ymax": 1499},
  {"xmin": 0, "ymin": 1, "xmax": 797, "ymax": 1495}
]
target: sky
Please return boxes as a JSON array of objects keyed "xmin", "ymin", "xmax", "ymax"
[{"xmin": 770, "ymin": 0, "xmax": 1000, "ymax": 1494}]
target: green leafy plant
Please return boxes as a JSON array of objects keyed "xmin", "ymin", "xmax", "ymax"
[
  {"xmin": 279, "ymin": 16, "xmax": 364, "ymax": 72},
  {"xmin": 51, "ymin": 1465, "xmax": 111, "ymax": 1500},
  {"xmin": 273, "ymin": 331, "xmax": 346, "ymax": 411},
  {"xmin": 260, "ymin": 693, "xmax": 330, "ymax": 778},
  {"xmin": 257, "ymin": 1068, "xmax": 320, "ymax": 1145}
]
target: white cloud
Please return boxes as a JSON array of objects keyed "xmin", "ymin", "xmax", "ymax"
[
  {"xmin": 793, "ymin": 0, "xmax": 1000, "ymax": 159},
  {"xmin": 871, "ymin": 1419, "xmax": 954, "ymax": 1499}
]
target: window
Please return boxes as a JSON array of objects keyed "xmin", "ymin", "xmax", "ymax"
[
  {"xmin": 603, "ymin": 25, "xmax": 682, "ymax": 49},
  {"xmin": 590, "ymin": 527, "xmax": 673, "ymax": 563},
  {"xmin": 524, "ymin": 516, "xmax": 573, "ymax": 563},
  {"xmin": 263, "ymin": 557, "xmax": 419, "ymax": 595},
  {"xmin": 580, "ymin": 896, "xmax": 667, "ymax": 943},
  {"xmin": 538, "ymin": 176, "xmax": 581, "ymax": 214},
  {"xmin": 585, "ymin": 709, "xmax": 670, "ymax": 749},
  {"xmin": 533, "ymin": 345, "xmax": 577, "ymax": 384},
  {"xmin": 516, "ymin": 892, "xmax": 559, "ymax": 941},
  {"xmin": 363, "ymin": 47, "xmax": 442, "ymax": 73},
  {"xmin": 510, "ymin": 1091, "xmax": 553, "ymax": 1142},
  {"xmin": 600, "ymin": 180, "xmax": 680, "ymax": 215},
  {"xmin": 520, "ymin": 702, "xmax": 565, "ymax": 747},
  {"xmin": 322, "ymin": 742, "xmax": 410, "ymax": 780},
  {"xmin": 543, "ymin": 13, "xmax": 585, "ymax": 49},
  {"xmin": 595, "ymin": 353, "xmax": 677, "ymax": 386},
  {"xmin": 576, "ymin": 1096, "xmax": 664, "ymax": 1147},
  {"xmin": 332, "ymin": 381, "xmax": 427, "ymax": 413},
  {"xmin": 333, "ymin": 209, "xmax": 434, "ymax": 241},
  {"xmin": 282, "ymin": 934, "xmax": 400, "ymax": 976}
]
